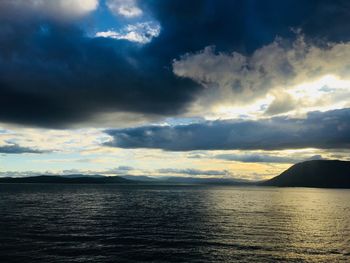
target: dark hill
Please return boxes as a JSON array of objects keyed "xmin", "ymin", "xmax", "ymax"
[
  {"xmin": 0, "ymin": 175, "xmax": 133, "ymax": 184},
  {"xmin": 262, "ymin": 160, "xmax": 350, "ymax": 188}
]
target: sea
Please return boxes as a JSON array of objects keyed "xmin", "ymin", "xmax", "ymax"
[{"xmin": 0, "ymin": 184, "xmax": 349, "ymax": 263}]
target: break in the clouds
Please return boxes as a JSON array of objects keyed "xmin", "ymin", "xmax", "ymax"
[{"xmin": 105, "ymin": 108, "xmax": 350, "ymax": 151}]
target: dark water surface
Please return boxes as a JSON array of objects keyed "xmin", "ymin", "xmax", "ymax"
[{"xmin": 0, "ymin": 184, "xmax": 349, "ymax": 262}]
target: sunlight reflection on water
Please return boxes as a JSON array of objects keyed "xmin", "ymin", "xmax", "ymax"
[{"xmin": 0, "ymin": 185, "xmax": 349, "ymax": 262}]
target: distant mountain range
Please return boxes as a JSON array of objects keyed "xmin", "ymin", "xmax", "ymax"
[
  {"xmin": 0, "ymin": 174, "xmax": 251, "ymax": 185},
  {"xmin": 113, "ymin": 175, "xmax": 252, "ymax": 185},
  {"xmin": 152, "ymin": 176, "xmax": 251, "ymax": 185},
  {"xmin": 261, "ymin": 160, "xmax": 350, "ymax": 188},
  {"xmin": 0, "ymin": 175, "xmax": 131, "ymax": 184},
  {"xmin": 1, "ymin": 160, "xmax": 349, "ymax": 188}
]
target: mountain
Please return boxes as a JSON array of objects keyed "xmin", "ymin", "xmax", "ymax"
[
  {"xmin": 159, "ymin": 176, "xmax": 252, "ymax": 185},
  {"xmin": 0, "ymin": 174, "xmax": 252, "ymax": 185},
  {"xmin": 120, "ymin": 175, "xmax": 253, "ymax": 185},
  {"xmin": 262, "ymin": 160, "xmax": 350, "ymax": 188},
  {"xmin": 121, "ymin": 175, "xmax": 159, "ymax": 182},
  {"xmin": 0, "ymin": 175, "xmax": 133, "ymax": 184},
  {"xmin": 62, "ymin": 174, "xmax": 105, "ymax": 179}
]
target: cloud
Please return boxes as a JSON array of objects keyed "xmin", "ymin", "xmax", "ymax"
[
  {"xmin": 173, "ymin": 35, "xmax": 350, "ymax": 117},
  {"xmin": 0, "ymin": 0, "xmax": 98, "ymax": 20},
  {"xmin": 213, "ymin": 153, "xmax": 323, "ymax": 164},
  {"xmin": 1, "ymin": 1, "xmax": 350, "ymax": 128},
  {"xmin": 0, "ymin": 144, "xmax": 45, "ymax": 154},
  {"xmin": 0, "ymin": 17, "xmax": 198, "ymax": 128},
  {"xmin": 107, "ymin": 0, "xmax": 142, "ymax": 18},
  {"xmin": 145, "ymin": 0, "xmax": 350, "ymax": 65},
  {"xmin": 158, "ymin": 168, "xmax": 231, "ymax": 176},
  {"xmin": 96, "ymin": 22, "xmax": 161, "ymax": 44},
  {"xmin": 104, "ymin": 108, "xmax": 350, "ymax": 151},
  {"xmin": 264, "ymin": 92, "xmax": 296, "ymax": 115}
]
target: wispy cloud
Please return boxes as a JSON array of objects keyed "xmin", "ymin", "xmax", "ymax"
[{"xmin": 96, "ymin": 22, "xmax": 161, "ymax": 44}]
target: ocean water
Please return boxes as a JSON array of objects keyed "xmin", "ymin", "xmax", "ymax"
[{"xmin": 0, "ymin": 184, "xmax": 349, "ymax": 263}]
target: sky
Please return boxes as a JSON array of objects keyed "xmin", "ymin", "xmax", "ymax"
[{"xmin": 1, "ymin": 0, "xmax": 350, "ymax": 180}]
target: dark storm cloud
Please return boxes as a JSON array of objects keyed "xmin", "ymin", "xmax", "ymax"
[
  {"xmin": 0, "ymin": 19, "xmax": 199, "ymax": 127},
  {"xmin": 1, "ymin": 0, "xmax": 350, "ymax": 127},
  {"xmin": 0, "ymin": 144, "xmax": 45, "ymax": 154},
  {"xmin": 143, "ymin": 0, "xmax": 350, "ymax": 57},
  {"xmin": 104, "ymin": 108, "xmax": 350, "ymax": 151},
  {"xmin": 300, "ymin": 1, "xmax": 350, "ymax": 42}
]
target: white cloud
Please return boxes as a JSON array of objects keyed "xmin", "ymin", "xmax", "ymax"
[
  {"xmin": 0, "ymin": 0, "xmax": 99, "ymax": 19},
  {"xmin": 106, "ymin": 0, "xmax": 142, "ymax": 18},
  {"xmin": 173, "ymin": 34, "xmax": 350, "ymax": 119},
  {"xmin": 96, "ymin": 22, "xmax": 161, "ymax": 44}
]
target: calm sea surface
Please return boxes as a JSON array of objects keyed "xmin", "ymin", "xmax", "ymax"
[{"xmin": 0, "ymin": 184, "xmax": 349, "ymax": 262}]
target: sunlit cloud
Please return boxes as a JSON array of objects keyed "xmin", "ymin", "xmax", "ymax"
[{"xmin": 174, "ymin": 34, "xmax": 350, "ymax": 119}]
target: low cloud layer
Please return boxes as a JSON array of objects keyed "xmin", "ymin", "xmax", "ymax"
[
  {"xmin": 0, "ymin": 144, "xmax": 45, "ymax": 154},
  {"xmin": 105, "ymin": 108, "xmax": 350, "ymax": 151},
  {"xmin": 158, "ymin": 168, "xmax": 231, "ymax": 176},
  {"xmin": 213, "ymin": 153, "xmax": 323, "ymax": 164}
]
